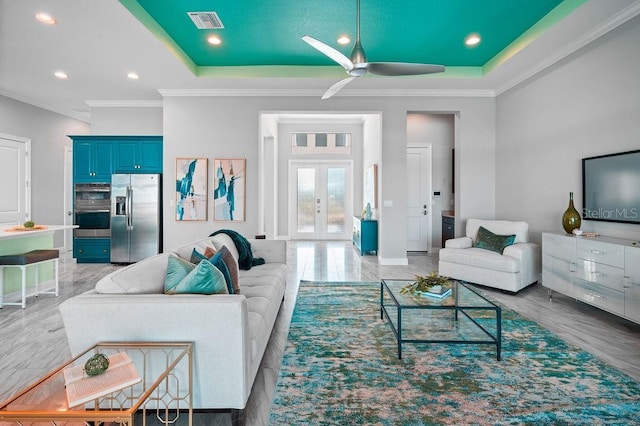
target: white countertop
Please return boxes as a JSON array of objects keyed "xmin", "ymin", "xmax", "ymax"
[{"xmin": 0, "ymin": 225, "xmax": 77, "ymax": 241}]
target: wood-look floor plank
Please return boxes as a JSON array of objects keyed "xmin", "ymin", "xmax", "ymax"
[{"xmin": 0, "ymin": 241, "xmax": 638, "ymax": 426}]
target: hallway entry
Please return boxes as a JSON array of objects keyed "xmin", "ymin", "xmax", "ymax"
[{"xmin": 289, "ymin": 161, "xmax": 353, "ymax": 240}]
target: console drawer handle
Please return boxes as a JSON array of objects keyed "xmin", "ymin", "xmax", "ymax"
[
  {"xmin": 590, "ymin": 250, "xmax": 604, "ymax": 255},
  {"xmin": 588, "ymin": 292, "xmax": 603, "ymax": 299}
]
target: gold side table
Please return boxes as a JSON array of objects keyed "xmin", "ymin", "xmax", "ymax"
[{"xmin": 0, "ymin": 341, "xmax": 193, "ymax": 425}]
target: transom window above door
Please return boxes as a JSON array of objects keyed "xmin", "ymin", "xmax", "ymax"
[{"xmin": 291, "ymin": 133, "xmax": 351, "ymax": 154}]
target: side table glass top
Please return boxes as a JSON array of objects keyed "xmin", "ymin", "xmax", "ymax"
[{"xmin": 0, "ymin": 341, "xmax": 193, "ymax": 425}]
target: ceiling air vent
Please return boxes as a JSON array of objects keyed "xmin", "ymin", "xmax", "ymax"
[{"xmin": 187, "ymin": 12, "xmax": 224, "ymax": 29}]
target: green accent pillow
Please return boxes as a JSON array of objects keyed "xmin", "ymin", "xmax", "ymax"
[
  {"xmin": 474, "ymin": 226, "xmax": 516, "ymax": 254},
  {"xmin": 165, "ymin": 259, "xmax": 229, "ymax": 295},
  {"xmin": 164, "ymin": 254, "xmax": 196, "ymax": 292}
]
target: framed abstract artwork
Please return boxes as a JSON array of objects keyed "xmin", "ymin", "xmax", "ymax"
[
  {"xmin": 175, "ymin": 158, "xmax": 208, "ymax": 221},
  {"xmin": 213, "ymin": 158, "xmax": 246, "ymax": 222},
  {"xmin": 363, "ymin": 164, "xmax": 377, "ymax": 209}
]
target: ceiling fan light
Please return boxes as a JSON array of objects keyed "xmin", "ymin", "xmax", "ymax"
[
  {"xmin": 337, "ymin": 35, "xmax": 351, "ymax": 45},
  {"xmin": 465, "ymin": 34, "xmax": 481, "ymax": 47},
  {"xmin": 54, "ymin": 71, "xmax": 68, "ymax": 79}
]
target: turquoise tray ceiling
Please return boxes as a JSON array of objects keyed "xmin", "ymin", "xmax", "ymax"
[{"xmin": 119, "ymin": 0, "xmax": 585, "ymax": 77}]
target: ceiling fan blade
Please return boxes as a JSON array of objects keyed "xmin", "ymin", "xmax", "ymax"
[
  {"xmin": 366, "ymin": 62, "xmax": 445, "ymax": 76},
  {"xmin": 302, "ymin": 35, "xmax": 354, "ymax": 72},
  {"xmin": 322, "ymin": 76, "xmax": 357, "ymax": 100}
]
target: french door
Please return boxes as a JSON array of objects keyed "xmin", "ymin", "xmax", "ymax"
[{"xmin": 290, "ymin": 161, "xmax": 352, "ymax": 240}]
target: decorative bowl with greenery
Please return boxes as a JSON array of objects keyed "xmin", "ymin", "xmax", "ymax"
[{"xmin": 400, "ymin": 271, "xmax": 451, "ymax": 295}]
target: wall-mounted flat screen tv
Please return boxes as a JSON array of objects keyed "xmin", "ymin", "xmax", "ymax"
[{"xmin": 582, "ymin": 149, "xmax": 640, "ymax": 224}]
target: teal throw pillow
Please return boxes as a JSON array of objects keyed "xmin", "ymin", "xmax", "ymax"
[
  {"xmin": 165, "ymin": 259, "xmax": 229, "ymax": 295},
  {"xmin": 474, "ymin": 226, "xmax": 516, "ymax": 254},
  {"xmin": 190, "ymin": 247, "xmax": 209, "ymax": 264},
  {"xmin": 164, "ymin": 254, "xmax": 196, "ymax": 292},
  {"xmin": 209, "ymin": 251, "xmax": 234, "ymax": 294}
]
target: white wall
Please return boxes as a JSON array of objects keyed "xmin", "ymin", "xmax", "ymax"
[
  {"xmin": 0, "ymin": 95, "xmax": 89, "ymax": 246},
  {"xmin": 162, "ymin": 95, "xmax": 495, "ymax": 262},
  {"xmin": 91, "ymin": 106, "xmax": 162, "ymax": 135},
  {"xmin": 496, "ymin": 15, "xmax": 640, "ymax": 243},
  {"xmin": 407, "ymin": 113, "xmax": 455, "ymax": 248}
]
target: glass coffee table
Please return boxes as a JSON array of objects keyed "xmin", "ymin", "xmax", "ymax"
[
  {"xmin": 0, "ymin": 341, "xmax": 193, "ymax": 425},
  {"xmin": 381, "ymin": 279, "xmax": 502, "ymax": 360}
]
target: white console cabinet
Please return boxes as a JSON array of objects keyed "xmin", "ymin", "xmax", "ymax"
[{"xmin": 542, "ymin": 232, "xmax": 640, "ymax": 324}]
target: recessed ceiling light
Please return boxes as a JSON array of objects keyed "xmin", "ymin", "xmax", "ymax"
[
  {"xmin": 127, "ymin": 72, "xmax": 139, "ymax": 80},
  {"xmin": 54, "ymin": 71, "xmax": 68, "ymax": 79},
  {"xmin": 35, "ymin": 13, "xmax": 57, "ymax": 25},
  {"xmin": 207, "ymin": 35, "xmax": 222, "ymax": 45},
  {"xmin": 337, "ymin": 35, "xmax": 351, "ymax": 45},
  {"xmin": 465, "ymin": 34, "xmax": 481, "ymax": 47}
]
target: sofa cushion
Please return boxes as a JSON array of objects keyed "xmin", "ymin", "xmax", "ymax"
[
  {"xmin": 439, "ymin": 247, "xmax": 521, "ymax": 273},
  {"xmin": 474, "ymin": 226, "xmax": 516, "ymax": 254},
  {"xmin": 164, "ymin": 254, "xmax": 196, "ymax": 290},
  {"xmin": 189, "ymin": 246, "xmax": 216, "ymax": 264},
  {"xmin": 165, "ymin": 260, "xmax": 229, "ymax": 295},
  {"xmin": 95, "ymin": 253, "xmax": 170, "ymax": 294},
  {"xmin": 210, "ymin": 234, "xmax": 240, "ymax": 261},
  {"xmin": 218, "ymin": 246, "xmax": 240, "ymax": 294},
  {"xmin": 209, "ymin": 251, "xmax": 234, "ymax": 294}
]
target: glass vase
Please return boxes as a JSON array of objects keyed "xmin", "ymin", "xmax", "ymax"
[{"xmin": 562, "ymin": 192, "xmax": 581, "ymax": 234}]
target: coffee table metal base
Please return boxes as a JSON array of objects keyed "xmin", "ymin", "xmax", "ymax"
[{"xmin": 380, "ymin": 280, "xmax": 502, "ymax": 360}]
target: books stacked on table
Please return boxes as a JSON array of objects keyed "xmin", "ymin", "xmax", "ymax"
[
  {"xmin": 415, "ymin": 287, "xmax": 452, "ymax": 300},
  {"xmin": 63, "ymin": 352, "xmax": 141, "ymax": 408}
]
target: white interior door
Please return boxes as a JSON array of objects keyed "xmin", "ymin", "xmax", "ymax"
[
  {"xmin": 406, "ymin": 146, "xmax": 432, "ymax": 252},
  {"xmin": 0, "ymin": 134, "xmax": 30, "ymax": 227},
  {"xmin": 63, "ymin": 146, "xmax": 73, "ymax": 251},
  {"xmin": 290, "ymin": 161, "xmax": 352, "ymax": 240}
]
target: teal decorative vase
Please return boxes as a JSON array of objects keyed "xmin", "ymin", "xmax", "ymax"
[
  {"xmin": 365, "ymin": 202, "xmax": 372, "ymax": 220},
  {"xmin": 562, "ymin": 192, "xmax": 581, "ymax": 234}
]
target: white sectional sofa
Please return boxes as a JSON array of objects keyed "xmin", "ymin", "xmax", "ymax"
[
  {"xmin": 438, "ymin": 218, "xmax": 540, "ymax": 293},
  {"xmin": 59, "ymin": 233, "xmax": 287, "ymax": 411}
]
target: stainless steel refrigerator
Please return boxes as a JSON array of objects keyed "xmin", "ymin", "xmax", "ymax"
[{"xmin": 111, "ymin": 174, "xmax": 161, "ymax": 263}]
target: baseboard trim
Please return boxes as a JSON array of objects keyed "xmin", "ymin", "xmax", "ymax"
[{"xmin": 378, "ymin": 257, "xmax": 409, "ymax": 266}]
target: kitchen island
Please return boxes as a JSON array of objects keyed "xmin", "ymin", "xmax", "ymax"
[{"xmin": 0, "ymin": 225, "xmax": 76, "ymax": 302}]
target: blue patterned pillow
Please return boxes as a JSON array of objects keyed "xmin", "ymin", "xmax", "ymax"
[
  {"xmin": 474, "ymin": 226, "xmax": 516, "ymax": 254},
  {"xmin": 165, "ymin": 259, "xmax": 229, "ymax": 295}
]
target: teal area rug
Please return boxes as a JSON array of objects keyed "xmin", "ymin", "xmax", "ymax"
[{"xmin": 269, "ymin": 282, "xmax": 640, "ymax": 425}]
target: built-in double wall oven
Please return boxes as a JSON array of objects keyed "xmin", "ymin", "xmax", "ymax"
[{"xmin": 74, "ymin": 183, "xmax": 111, "ymax": 238}]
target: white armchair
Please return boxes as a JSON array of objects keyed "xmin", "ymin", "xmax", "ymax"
[{"xmin": 438, "ymin": 218, "xmax": 540, "ymax": 293}]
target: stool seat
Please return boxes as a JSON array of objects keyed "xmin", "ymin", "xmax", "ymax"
[
  {"xmin": 0, "ymin": 249, "xmax": 60, "ymax": 265},
  {"xmin": 0, "ymin": 249, "xmax": 59, "ymax": 309}
]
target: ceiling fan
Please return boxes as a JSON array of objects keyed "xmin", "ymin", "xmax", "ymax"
[{"xmin": 302, "ymin": 0, "xmax": 445, "ymax": 99}]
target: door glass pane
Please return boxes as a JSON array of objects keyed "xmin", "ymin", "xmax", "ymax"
[
  {"xmin": 315, "ymin": 133, "xmax": 328, "ymax": 147},
  {"xmin": 297, "ymin": 168, "xmax": 315, "ymax": 233},
  {"xmin": 326, "ymin": 167, "xmax": 345, "ymax": 234}
]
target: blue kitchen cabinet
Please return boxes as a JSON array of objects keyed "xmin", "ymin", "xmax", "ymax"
[
  {"xmin": 72, "ymin": 138, "xmax": 113, "ymax": 182},
  {"xmin": 114, "ymin": 137, "xmax": 163, "ymax": 173},
  {"xmin": 73, "ymin": 238, "xmax": 111, "ymax": 263}
]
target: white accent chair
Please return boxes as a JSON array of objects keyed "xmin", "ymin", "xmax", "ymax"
[{"xmin": 438, "ymin": 219, "xmax": 540, "ymax": 293}]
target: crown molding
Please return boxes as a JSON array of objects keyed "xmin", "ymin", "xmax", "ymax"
[
  {"xmin": 85, "ymin": 100, "xmax": 163, "ymax": 108},
  {"xmin": 158, "ymin": 88, "xmax": 495, "ymax": 98},
  {"xmin": 496, "ymin": 0, "xmax": 640, "ymax": 95},
  {"xmin": 0, "ymin": 89, "xmax": 90, "ymax": 122}
]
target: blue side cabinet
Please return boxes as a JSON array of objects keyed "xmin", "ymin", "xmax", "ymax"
[{"xmin": 353, "ymin": 216, "xmax": 378, "ymax": 255}]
